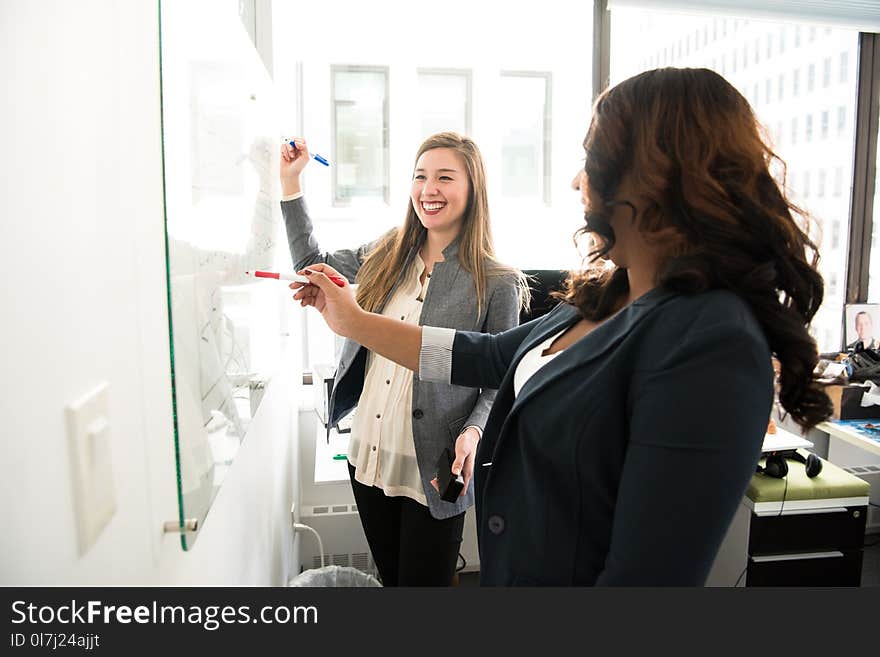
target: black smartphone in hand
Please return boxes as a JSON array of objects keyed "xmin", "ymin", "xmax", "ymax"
[{"xmin": 435, "ymin": 447, "xmax": 464, "ymax": 502}]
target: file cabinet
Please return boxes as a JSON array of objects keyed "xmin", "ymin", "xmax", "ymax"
[{"xmin": 706, "ymin": 457, "xmax": 870, "ymax": 586}]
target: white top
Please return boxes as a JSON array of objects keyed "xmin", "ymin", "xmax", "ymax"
[
  {"xmin": 513, "ymin": 329, "xmax": 567, "ymax": 397},
  {"xmin": 348, "ymin": 257, "xmax": 431, "ymax": 504}
]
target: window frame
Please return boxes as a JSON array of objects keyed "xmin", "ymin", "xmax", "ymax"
[
  {"xmin": 330, "ymin": 64, "xmax": 391, "ymax": 206},
  {"xmin": 416, "ymin": 67, "xmax": 473, "ymax": 137},
  {"xmin": 499, "ymin": 69, "xmax": 554, "ymax": 206},
  {"xmin": 845, "ymin": 33, "xmax": 880, "ymax": 305}
]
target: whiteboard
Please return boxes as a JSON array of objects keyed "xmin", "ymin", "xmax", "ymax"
[{"xmin": 160, "ymin": 0, "xmax": 284, "ymax": 548}]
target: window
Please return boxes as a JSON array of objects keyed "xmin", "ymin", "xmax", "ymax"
[
  {"xmin": 499, "ymin": 72, "xmax": 551, "ymax": 205},
  {"xmin": 331, "ymin": 66, "xmax": 389, "ymax": 205},
  {"xmin": 838, "ymin": 106, "xmax": 847, "ymax": 134},
  {"xmin": 280, "ymin": 0, "xmax": 596, "ymax": 365},
  {"xmin": 608, "ymin": 9, "xmax": 859, "ymax": 351},
  {"xmin": 732, "ymin": 49, "xmax": 738, "ymax": 73},
  {"xmin": 870, "ymin": 91, "xmax": 880, "ymax": 300},
  {"xmin": 840, "ymin": 52, "xmax": 849, "ymax": 83},
  {"xmin": 417, "ymin": 69, "xmax": 471, "ymax": 138}
]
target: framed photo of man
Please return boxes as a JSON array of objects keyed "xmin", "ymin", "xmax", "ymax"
[{"xmin": 844, "ymin": 303, "xmax": 880, "ymax": 351}]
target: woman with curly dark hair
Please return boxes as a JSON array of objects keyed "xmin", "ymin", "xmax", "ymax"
[{"xmin": 289, "ymin": 68, "xmax": 833, "ymax": 585}]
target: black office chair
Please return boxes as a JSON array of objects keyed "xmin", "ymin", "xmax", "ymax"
[{"xmin": 520, "ymin": 270, "xmax": 569, "ymax": 324}]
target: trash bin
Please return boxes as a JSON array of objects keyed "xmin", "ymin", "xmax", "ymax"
[{"xmin": 288, "ymin": 565, "xmax": 382, "ymax": 587}]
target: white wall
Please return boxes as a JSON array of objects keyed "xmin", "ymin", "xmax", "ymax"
[{"xmin": 0, "ymin": 0, "xmax": 300, "ymax": 586}]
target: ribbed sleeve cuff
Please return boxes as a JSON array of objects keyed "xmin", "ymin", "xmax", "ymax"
[{"xmin": 419, "ymin": 326, "xmax": 456, "ymax": 383}]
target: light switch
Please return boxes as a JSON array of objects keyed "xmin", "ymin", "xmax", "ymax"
[{"xmin": 66, "ymin": 381, "xmax": 116, "ymax": 555}]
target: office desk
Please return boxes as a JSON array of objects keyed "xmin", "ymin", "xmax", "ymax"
[{"xmin": 816, "ymin": 420, "xmax": 880, "ymax": 458}]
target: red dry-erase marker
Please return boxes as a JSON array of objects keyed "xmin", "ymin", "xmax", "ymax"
[{"xmin": 246, "ymin": 269, "xmax": 347, "ymax": 287}]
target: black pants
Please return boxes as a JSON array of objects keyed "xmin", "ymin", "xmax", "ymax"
[{"xmin": 348, "ymin": 463, "xmax": 464, "ymax": 586}]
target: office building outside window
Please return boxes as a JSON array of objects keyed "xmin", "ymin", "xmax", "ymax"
[
  {"xmin": 610, "ymin": 9, "xmax": 858, "ymax": 351},
  {"xmin": 331, "ymin": 66, "xmax": 389, "ymax": 205}
]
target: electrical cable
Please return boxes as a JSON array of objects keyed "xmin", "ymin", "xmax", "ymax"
[{"xmin": 294, "ymin": 523, "xmax": 325, "ymax": 569}]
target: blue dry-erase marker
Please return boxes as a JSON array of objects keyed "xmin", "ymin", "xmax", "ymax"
[{"xmin": 289, "ymin": 140, "xmax": 330, "ymax": 166}]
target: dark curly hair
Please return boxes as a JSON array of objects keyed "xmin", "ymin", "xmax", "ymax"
[{"xmin": 555, "ymin": 67, "xmax": 832, "ymax": 430}]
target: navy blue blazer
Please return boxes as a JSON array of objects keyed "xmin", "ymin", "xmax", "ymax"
[{"xmin": 450, "ymin": 286, "xmax": 773, "ymax": 585}]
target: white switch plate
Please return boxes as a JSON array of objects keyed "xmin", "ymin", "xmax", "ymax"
[{"xmin": 66, "ymin": 381, "xmax": 116, "ymax": 555}]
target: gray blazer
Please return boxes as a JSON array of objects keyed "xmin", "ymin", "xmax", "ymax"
[{"xmin": 282, "ymin": 197, "xmax": 520, "ymax": 519}]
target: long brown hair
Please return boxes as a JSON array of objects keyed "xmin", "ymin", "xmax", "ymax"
[
  {"xmin": 355, "ymin": 132, "xmax": 528, "ymax": 316},
  {"xmin": 556, "ymin": 67, "xmax": 831, "ymax": 430}
]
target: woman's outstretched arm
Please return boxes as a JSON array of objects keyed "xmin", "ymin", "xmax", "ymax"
[
  {"xmin": 292, "ymin": 263, "xmax": 422, "ymax": 371},
  {"xmin": 292, "ymin": 263, "xmax": 541, "ymax": 387}
]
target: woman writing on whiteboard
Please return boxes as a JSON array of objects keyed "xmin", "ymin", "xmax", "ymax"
[
  {"xmin": 280, "ymin": 132, "xmax": 526, "ymax": 586},
  {"xmin": 289, "ymin": 69, "xmax": 833, "ymax": 585}
]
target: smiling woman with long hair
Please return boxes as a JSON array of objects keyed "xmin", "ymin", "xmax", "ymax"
[
  {"xmin": 289, "ymin": 69, "xmax": 833, "ymax": 586},
  {"xmin": 280, "ymin": 132, "xmax": 526, "ymax": 586}
]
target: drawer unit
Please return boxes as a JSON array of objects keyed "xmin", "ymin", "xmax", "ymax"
[{"xmin": 706, "ymin": 457, "xmax": 871, "ymax": 587}]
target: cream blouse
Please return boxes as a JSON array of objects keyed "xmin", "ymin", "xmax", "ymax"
[{"xmin": 348, "ymin": 256, "xmax": 432, "ymax": 505}]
